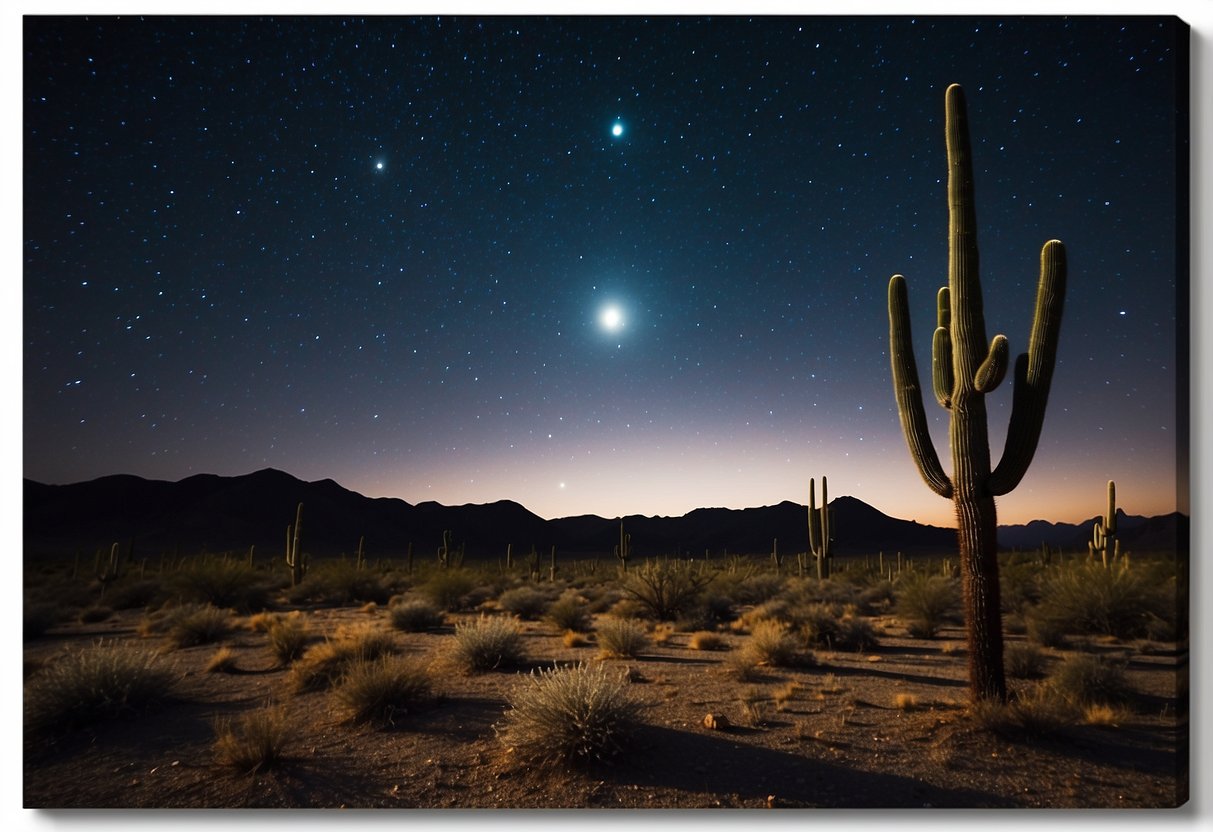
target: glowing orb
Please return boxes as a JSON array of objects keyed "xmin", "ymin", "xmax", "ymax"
[
  {"xmin": 375, "ymin": 161, "xmax": 384, "ymax": 170},
  {"xmin": 600, "ymin": 304, "xmax": 624, "ymax": 331},
  {"xmin": 611, "ymin": 122, "xmax": 623, "ymax": 137}
]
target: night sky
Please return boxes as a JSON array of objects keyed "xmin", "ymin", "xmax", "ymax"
[{"xmin": 22, "ymin": 14, "xmax": 1189, "ymax": 528}]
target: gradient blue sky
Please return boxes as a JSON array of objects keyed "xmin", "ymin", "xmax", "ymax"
[{"xmin": 19, "ymin": 7, "xmax": 1199, "ymax": 529}]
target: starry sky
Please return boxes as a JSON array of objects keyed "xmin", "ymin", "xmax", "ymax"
[{"xmin": 22, "ymin": 14, "xmax": 1189, "ymax": 528}]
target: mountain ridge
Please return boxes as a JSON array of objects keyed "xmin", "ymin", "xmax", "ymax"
[{"xmin": 22, "ymin": 468, "xmax": 1184, "ymax": 561}]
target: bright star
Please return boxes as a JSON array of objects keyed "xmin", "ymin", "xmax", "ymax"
[
  {"xmin": 611, "ymin": 122, "xmax": 623, "ymax": 137},
  {"xmin": 600, "ymin": 304, "xmax": 624, "ymax": 331},
  {"xmin": 375, "ymin": 161, "xmax": 384, "ymax": 171}
]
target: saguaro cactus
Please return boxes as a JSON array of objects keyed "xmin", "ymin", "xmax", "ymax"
[
  {"xmin": 614, "ymin": 521, "xmax": 631, "ymax": 573},
  {"xmin": 285, "ymin": 502, "xmax": 307, "ymax": 587},
  {"xmin": 886, "ymin": 84, "xmax": 1066, "ymax": 703},
  {"xmin": 96, "ymin": 542, "xmax": 123, "ymax": 599},
  {"xmin": 1090, "ymin": 480, "xmax": 1120, "ymax": 568},
  {"xmin": 808, "ymin": 477, "xmax": 832, "ymax": 580}
]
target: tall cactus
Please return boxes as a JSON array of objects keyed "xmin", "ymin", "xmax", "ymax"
[
  {"xmin": 285, "ymin": 502, "xmax": 307, "ymax": 587},
  {"xmin": 886, "ymin": 84, "xmax": 1066, "ymax": 703},
  {"xmin": 614, "ymin": 521, "xmax": 631, "ymax": 573},
  {"xmin": 1090, "ymin": 480, "xmax": 1119, "ymax": 568},
  {"xmin": 95, "ymin": 541, "xmax": 123, "ymax": 599},
  {"xmin": 807, "ymin": 477, "xmax": 832, "ymax": 580}
]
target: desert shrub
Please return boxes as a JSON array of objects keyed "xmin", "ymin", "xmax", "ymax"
[
  {"xmin": 389, "ymin": 599, "xmax": 446, "ymax": 632},
  {"xmin": 291, "ymin": 625, "xmax": 397, "ymax": 692},
  {"xmin": 419, "ymin": 569, "xmax": 477, "ymax": 611},
  {"xmin": 731, "ymin": 572, "xmax": 786, "ymax": 606},
  {"xmin": 25, "ymin": 642, "xmax": 177, "ymax": 735},
  {"xmin": 619, "ymin": 558, "xmax": 715, "ymax": 621},
  {"xmin": 495, "ymin": 663, "xmax": 643, "ymax": 767},
  {"xmin": 971, "ymin": 688, "xmax": 1076, "ymax": 739},
  {"xmin": 205, "ymin": 646, "xmax": 240, "ymax": 674},
  {"xmin": 24, "ymin": 603, "xmax": 61, "ymax": 641},
  {"xmin": 894, "ymin": 572, "xmax": 959, "ymax": 638},
  {"xmin": 745, "ymin": 619, "xmax": 806, "ymax": 668},
  {"xmin": 856, "ymin": 580, "xmax": 896, "ymax": 614},
  {"xmin": 286, "ymin": 559, "xmax": 394, "ymax": 606},
  {"xmin": 163, "ymin": 603, "xmax": 232, "ymax": 649},
  {"xmin": 585, "ymin": 587, "xmax": 626, "ymax": 615},
  {"xmin": 833, "ymin": 611, "xmax": 879, "ymax": 652},
  {"xmin": 596, "ymin": 616, "xmax": 650, "ymax": 659},
  {"xmin": 213, "ymin": 704, "xmax": 293, "ymax": 773},
  {"xmin": 1046, "ymin": 653, "xmax": 1135, "ymax": 708},
  {"xmin": 332, "ymin": 656, "xmax": 435, "ymax": 727},
  {"xmin": 449, "ymin": 615, "xmax": 527, "ymax": 672},
  {"xmin": 1025, "ymin": 607, "xmax": 1070, "ymax": 648},
  {"xmin": 105, "ymin": 578, "xmax": 166, "ymax": 611},
  {"xmin": 79, "ymin": 605, "xmax": 114, "ymax": 624},
  {"xmin": 266, "ymin": 615, "xmax": 312, "ymax": 665},
  {"xmin": 1034, "ymin": 563, "xmax": 1170, "ymax": 640},
  {"xmin": 498, "ymin": 586, "xmax": 551, "ymax": 620},
  {"xmin": 740, "ymin": 599, "xmax": 793, "ymax": 630},
  {"xmin": 546, "ymin": 591, "xmax": 593, "ymax": 633},
  {"xmin": 605, "ymin": 597, "xmax": 653, "ymax": 621},
  {"xmin": 1004, "ymin": 643, "xmax": 1047, "ymax": 679},
  {"xmin": 171, "ymin": 558, "xmax": 271, "ymax": 612},
  {"xmin": 688, "ymin": 631, "xmax": 728, "ymax": 651},
  {"xmin": 799, "ymin": 603, "xmax": 845, "ymax": 648}
]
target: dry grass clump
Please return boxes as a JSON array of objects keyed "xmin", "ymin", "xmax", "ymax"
[
  {"xmin": 498, "ymin": 586, "xmax": 550, "ymax": 620},
  {"xmin": 290, "ymin": 625, "xmax": 397, "ymax": 692},
  {"xmin": 25, "ymin": 641, "xmax": 178, "ymax": 735},
  {"xmin": 495, "ymin": 663, "xmax": 643, "ymax": 767},
  {"xmin": 1046, "ymin": 652, "xmax": 1135, "ymax": 708},
  {"xmin": 449, "ymin": 615, "xmax": 527, "ymax": 672},
  {"xmin": 799, "ymin": 603, "xmax": 878, "ymax": 651},
  {"xmin": 893, "ymin": 692, "xmax": 920, "ymax": 710},
  {"xmin": 418, "ymin": 569, "xmax": 477, "ymax": 611},
  {"xmin": 546, "ymin": 592, "xmax": 593, "ymax": 633},
  {"xmin": 970, "ymin": 688, "xmax": 1076, "ymax": 739},
  {"xmin": 688, "ymin": 631, "xmax": 728, "ymax": 651},
  {"xmin": 213, "ymin": 704, "xmax": 293, "ymax": 774},
  {"xmin": 266, "ymin": 615, "xmax": 312, "ymax": 665},
  {"xmin": 205, "ymin": 646, "xmax": 240, "ymax": 674},
  {"xmin": 1004, "ymin": 642, "xmax": 1047, "ymax": 679},
  {"xmin": 894, "ymin": 573, "xmax": 959, "ymax": 638},
  {"xmin": 743, "ymin": 619, "xmax": 806, "ymax": 668},
  {"xmin": 389, "ymin": 599, "xmax": 446, "ymax": 632},
  {"xmin": 738, "ymin": 687, "xmax": 771, "ymax": 726},
  {"xmin": 163, "ymin": 603, "xmax": 232, "ymax": 649},
  {"xmin": 596, "ymin": 616, "xmax": 649, "ymax": 659},
  {"xmin": 562, "ymin": 630, "xmax": 590, "ymax": 648},
  {"xmin": 331, "ymin": 656, "xmax": 436, "ymax": 727},
  {"xmin": 773, "ymin": 681, "xmax": 799, "ymax": 710}
]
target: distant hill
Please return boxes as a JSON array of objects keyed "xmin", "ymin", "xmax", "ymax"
[
  {"xmin": 997, "ymin": 510, "xmax": 1185, "ymax": 554},
  {"xmin": 22, "ymin": 469, "xmax": 1182, "ymax": 562}
]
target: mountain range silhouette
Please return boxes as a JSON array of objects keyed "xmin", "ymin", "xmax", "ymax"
[{"xmin": 23, "ymin": 468, "xmax": 1184, "ymax": 562}]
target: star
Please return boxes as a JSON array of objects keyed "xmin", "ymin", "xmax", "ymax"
[
  {"xmin": 611, "ymin": 121, "xmax": 623, "ymax": 137},
  {"xmin": 599, "ymin": 304, "xmax": 624, "ymax": 332}
]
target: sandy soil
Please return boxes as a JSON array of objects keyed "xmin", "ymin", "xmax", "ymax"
[{"xmin": 23, "ymin": 602, "xmax": 1187, "ymax": 809}]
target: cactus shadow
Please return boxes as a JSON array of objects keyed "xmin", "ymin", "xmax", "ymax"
[{"xmin": 612, "ymin": 724, "xmax": 1017, "ymax": 808}]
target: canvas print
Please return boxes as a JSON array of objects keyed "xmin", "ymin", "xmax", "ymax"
[{"xmin": 22, "ymin": 15, "xmax": 1189, "ymax": 808}]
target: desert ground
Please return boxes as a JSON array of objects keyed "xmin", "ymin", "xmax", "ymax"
[{"xmin": 22, "ymin": 557, "xmax": 1187, "ymax": 809}]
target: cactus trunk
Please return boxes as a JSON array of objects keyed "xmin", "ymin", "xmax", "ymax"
[{"xmin": 885, "ymin": 84, "xmax": 1066, "ymax": 704}]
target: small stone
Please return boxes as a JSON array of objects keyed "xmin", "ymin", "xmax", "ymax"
[{"xmin": 702, "ymin": 712, "xmax": 730, "ymax": 730}]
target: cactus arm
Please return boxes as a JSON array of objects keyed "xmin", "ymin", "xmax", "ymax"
[
  {"xmin": 987, "ymin": 239, "xmax": 1067, "ymax": 496},
  {"xmin": 889, "ymin": 275, "xmax": 954, "ymax": 499},
  {"xmin": 931, "ymin": 287, "xmax": 954, "ymax": 408},
  {"xmin": 974, "ymin": 334, "xmax": 1009, "ymax": 393}
]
